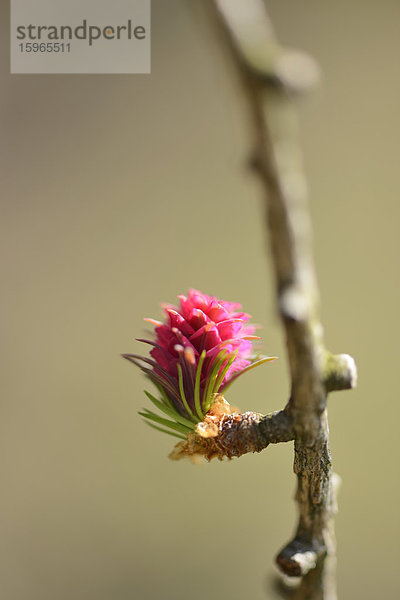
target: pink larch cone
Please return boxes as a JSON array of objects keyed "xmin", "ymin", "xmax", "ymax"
[{"xmin": 123, "ymin": 289, "xmax": 275, "ymax": 439}]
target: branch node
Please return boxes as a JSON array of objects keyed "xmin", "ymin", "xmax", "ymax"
[
  {"xmin": 270, "ymin": 48, "xmax": 321, "ymax": 94},
  {"xmin": 215, "ymin": 0, "xmax": 320, "ymax": 93},
  {"xmin": 279, "ymin": 285, "xmax": 310, "ymax": 322},
  {"xmin": 324, "ymin": 353, "xmax": 358, "ymax": 392},
  {"xmin": 276, "ymin": 539, "xmax": 319, "ymax": 577}
]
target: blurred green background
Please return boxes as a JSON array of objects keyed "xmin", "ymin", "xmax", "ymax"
[{"xmin": 1, "ymin": 1, "xmax": 399, "ymax": 599}]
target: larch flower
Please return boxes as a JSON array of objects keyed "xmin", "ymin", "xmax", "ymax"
[{"xmin": 123, "ymin": 289, "xmax": 275, "ymax": 440}]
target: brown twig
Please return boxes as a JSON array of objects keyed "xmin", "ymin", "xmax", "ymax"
[
  {"xmin": 203, "ymin": 0, "xmax": 358, "ymax": 594},
  {"xmin": 170, "ymin": 398, "xmax": 294, "ymax": 461}
]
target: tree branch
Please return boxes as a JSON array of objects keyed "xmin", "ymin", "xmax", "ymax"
[
  {"xmin": 170, "ymin": 405, "xmax": 294, "ymax": 461},
  {"xmin": 208, "ymin": 0, "xmax": 357, "ymax": 592}
]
